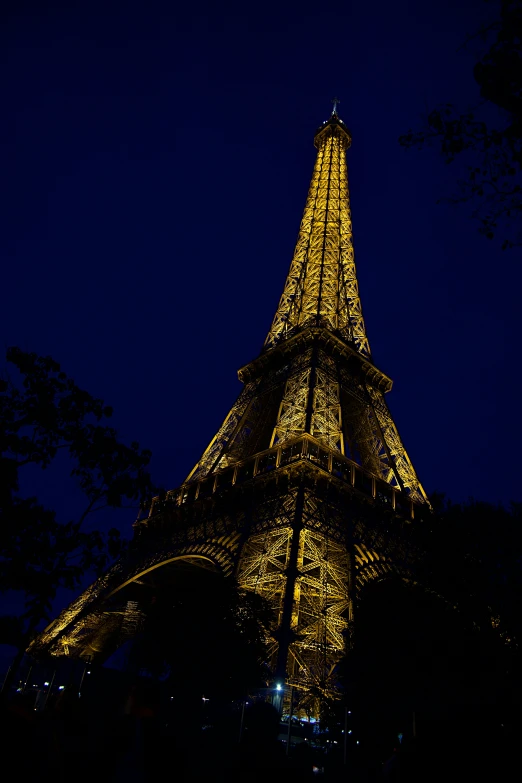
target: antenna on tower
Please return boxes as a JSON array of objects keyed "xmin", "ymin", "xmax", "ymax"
[{"xmin": 331, "ymin": 96, "xmax": 341, "ymax": 115}]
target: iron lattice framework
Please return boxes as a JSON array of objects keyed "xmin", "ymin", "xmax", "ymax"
[
  {"xmin": 265, "ymin": 117, "xmax": 370, "ymax": 356},
  {"xmin": 30, "ymin": 109, "xmax": 429, "ymax": 715}
]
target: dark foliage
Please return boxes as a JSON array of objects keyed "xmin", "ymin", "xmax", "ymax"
[
  {"xmin": 334, "ymin": 495, "xmax": 522, "ymax": 775},
  {"xmin": 0, "ymin": 347, "xmax": 157, "ymax": 639},
  {"xmin": 411, "ymin": 494, "xmax": 522, "ymax": 648},
  {"xmin": 400, "ymin": 0, "xmax": 522, "ymax": 249},
  {"xmin": 131, "ymin": 567, "xmax": 272, "ymax": 703}
]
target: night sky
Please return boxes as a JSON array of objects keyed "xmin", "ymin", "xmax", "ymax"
[{"xmin": 2, "ymin": 0, "xmax": 521, "ymax": 549}]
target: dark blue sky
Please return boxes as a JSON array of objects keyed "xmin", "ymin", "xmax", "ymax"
[{"xmin": 2, "ymin": 0, "xmax": 521, "ymax": 527}]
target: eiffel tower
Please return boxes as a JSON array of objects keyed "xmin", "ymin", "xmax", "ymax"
[{"xmin": 30, "ymin": 103, "xmax": 429, "ymax": 712}]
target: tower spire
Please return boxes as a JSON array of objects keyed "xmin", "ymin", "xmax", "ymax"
[{"xmin": 265, "ymin": 107, "xmax": 371, "ymax": 357}]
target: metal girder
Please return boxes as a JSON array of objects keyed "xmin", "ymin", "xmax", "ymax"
[
  {"xmin": 265, "ymin": 120, "xmax": 371, "ymax": 357},
  {"xmin": 30, "ymin": 111, "xmax": 430, "ymax": 720}
]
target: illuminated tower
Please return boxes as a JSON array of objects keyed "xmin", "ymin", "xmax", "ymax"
[{"xmin": 30, "ymin": 105, "xmax": 429, "ymax": 713}]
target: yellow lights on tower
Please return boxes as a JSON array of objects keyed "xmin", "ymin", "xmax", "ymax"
[{"xmin": 265, "ymin": 118, "xmax": 371, "ymax": 357}]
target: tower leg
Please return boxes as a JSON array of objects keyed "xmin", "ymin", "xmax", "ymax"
[{"xmin": 274, "ymin": 483, "xmax": 305, "ymax": 685}]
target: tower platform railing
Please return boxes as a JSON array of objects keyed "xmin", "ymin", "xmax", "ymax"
[{"xmin": 143, "ymin": 434, "xmax": 422, "ymax": 523}]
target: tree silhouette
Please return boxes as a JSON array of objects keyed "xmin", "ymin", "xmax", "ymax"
[
  {"xmin": 132, "ymin": 567, "xmax": 272, "ymax": 706},
  {"xmin": 335, "ymin": 495, "xmax": 522, "ymax": 776},
  {"xmin": 0, "ymin": 347, "xmax": 157, "ymax": 687},
  {"xmin": 400, "ymin": 0, "xmax": 522, "ymax": 249}
]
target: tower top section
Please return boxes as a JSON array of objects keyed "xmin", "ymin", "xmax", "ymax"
[
  {"xmin": 264, "ymin": 106, "xmax": 370, "ymax": 356},
  {"xmin": 314, "ymin": 111, "xmax": 352, "ymax": 149}
]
